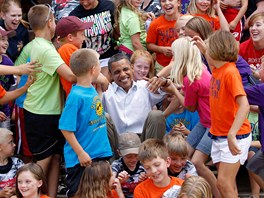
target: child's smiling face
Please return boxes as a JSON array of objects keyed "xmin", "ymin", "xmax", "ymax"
[
  {"xmin": 169, "ymin": 154, "xmax": 187, "ymax": 174},
  {"xmin": 195, "ymin": 0, "xmax": 211, "ymax": 14},
  {"xmin": 132, "ymin": 57, "xmax": 150, "ymax": 81},
  {"xmin": 17, "ymin": 171, "xmax": 43, "ymax": 198},
  {"xmin": 0, "ymin": 35, "xmax": 9, "ymax": 54},
  {"xmin": 160, "ymin": 0, "xmax": 180, "ymax": 16}
]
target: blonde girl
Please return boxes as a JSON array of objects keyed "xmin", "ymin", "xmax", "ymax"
[
  {"xmin": 130, "ymin": 49, "xmax": 154, "ymax": 81},
  {"xmin": 178, "ymin": 176, "xmax": 213, "ymax": 198},
  {"xmin": 115, "ymin": 0, "xmax": 147, "ymax": 56},
  {"xmin": 187, "ymin": 0, "xmax": 229, "ymax": 31},
  {"xmin": 75, "ymin": 161, "xmax": 124, "ymax": 198},
  {"xmin": 164, "ymin": 37, "xmax": 220, "ymax": 197}
]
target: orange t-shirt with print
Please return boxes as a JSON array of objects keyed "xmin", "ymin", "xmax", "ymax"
[
  {"xmin": 58, "ymin": 43, "xmax": 78, "ymax": 97},
  {"xmin": 209, "ymin": 62, "xmax": 251, "ymax": 137},
  {"xmin": 146, "ymin": 15, "xmax": 178, "ymax": 67},
  {"xmin": 134, "ymin": 176, "xmax": 183, "ymax": 198},
  {"xmin": 195, "ymin": 13, "xmax": 220, "ymax": 31}
]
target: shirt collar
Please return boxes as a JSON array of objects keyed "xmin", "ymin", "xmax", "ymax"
[{"xmin": 112, "ymin": 80, "xmax": 138, "ymax": 93}]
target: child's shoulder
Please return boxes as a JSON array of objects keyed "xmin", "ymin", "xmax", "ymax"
[
  {"xmin": 58, "ymin": 43, "xmax": 79, "ymax": 54},
  {"xmin": 171, "ymin": 176, "xmax": 184, "ymax": 185},
  {"xmin": 150, "ymin": 14, "xmax": 167, "ymax": 25}
]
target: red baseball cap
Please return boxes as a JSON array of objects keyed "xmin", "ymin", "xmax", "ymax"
[
  {"xmin": 56, "ymin": 16, "xmax": 93, "ymax": 38},
  {"xmin": 0, "ymin": 26, "xmax": 16, "ymax": 37}
]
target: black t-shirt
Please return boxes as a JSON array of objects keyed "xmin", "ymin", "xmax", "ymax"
[{"xmin": 70, "ymin": 0, "xmax": 117, "ymax": 59}]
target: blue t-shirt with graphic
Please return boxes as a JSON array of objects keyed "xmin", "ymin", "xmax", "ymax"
[
  {"xmin": 166, "ymin": 109, "xmax": 200, "ymax": 133},
  {"xmin": 59, "ymin": 84, "xmax": 112, "ymax": 168}
]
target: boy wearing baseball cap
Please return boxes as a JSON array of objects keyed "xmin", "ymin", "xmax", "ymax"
[
  {"xmin": 111, "ymin": 132, "xmax": 146, "ymax": 198},
  {"xmin": 55, "ymin": 16, "xmax": 93, "ymax": 97}
]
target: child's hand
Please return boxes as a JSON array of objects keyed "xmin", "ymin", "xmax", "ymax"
[
  {"xmin": 17, "ymin": 61, "xmax": 42, "ymax": 75},
  {"xmin": 161, "ymin": 47, "xmax": 173, "ymax": 57},
  {"xmin": 144, "ymin": 12, "xmax": 155, "ymax": 20},
  {"xmin": 0, "ymin": 111, "xmax": 7, "ymax": 122},
  {"xmin": 212, "ymin": 0, "xmax": 221, "ymax": 11},
  {"xmin": 145, "ymin": 76, "xmax": 168, "ymax": 93},
  {"xmin": 93, "ymin": 73, "xmax": 109, "ymax": 92},
  {"xmin": 0, "ymin": 187, "xmax": 13, "ymax": 198},
  {"xmin": 24, "ymin": 74, "xmax": 35, "ymax": 89},
  {"xmin": 138, "ymin": 172, "xmax": 148, "ymax": 182},
  {"xmin": 112, "ymin": 178, "xmax": 125, "ymax": 198},
  {"xmin": 192, "ymin": 36, "xmax": 207, "ymax": 55},
  {"xmin": 117, "ymin": 171, "xmax": 130, "ymax": 183},
  {"xmin": 250, "ymin": 64, "xmax": 260, "ymax": 80},
  {"xmin": 78, "ymin": 151, "xmax": 92, "ymax": 167},
  {"xmin": 172, "ymin": 123, "xmax": 190, "ymax": 135},
  {"xmin": 227, "ymin": 134, "xmax": 241, "ymax": 155}
]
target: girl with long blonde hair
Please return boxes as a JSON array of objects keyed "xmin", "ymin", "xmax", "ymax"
[{"xmin": 169, "ymin": 37, "xmax": 220, "ymax": 198}]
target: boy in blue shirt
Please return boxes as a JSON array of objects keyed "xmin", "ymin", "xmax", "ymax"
[{"xmin": 59, "ymin": 48, "xmax": 112, "ymax": 197}]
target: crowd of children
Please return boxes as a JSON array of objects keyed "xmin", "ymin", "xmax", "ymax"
[{"xmin": 0, "ymin": 0, "xmax": 264, "ymax": 198}]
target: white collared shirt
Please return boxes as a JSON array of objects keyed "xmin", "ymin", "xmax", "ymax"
[{"xmin": 102, "ymin": 80, "xmax": 164, "ymax": 134}]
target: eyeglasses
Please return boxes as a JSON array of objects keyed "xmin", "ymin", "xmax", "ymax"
[{"xmin": 45, "ymin": 4, "xmax": 53, "ymax": 22}]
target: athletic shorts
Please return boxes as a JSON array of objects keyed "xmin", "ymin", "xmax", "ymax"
[
  {"xmin": 23, "ymin": 109, "xmax": 65, "ymax": 161},
  {"xmin": 211, "ymin": 134, "xmax": 251, "ymax": 164},
  {"xmin": 15, "ymin": 106, "xmax": 32, "ymax": 157}
]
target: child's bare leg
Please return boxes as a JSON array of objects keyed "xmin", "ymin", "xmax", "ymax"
[
  {"xmin": 248, "ymin": 151, "xmax": 260, "ymax": 198},
  {"xmin": 37, "ymin": 155, "xmax": 59, "ymax": 198},
  {"xmin": 217, "ymin": 161, "xmax": 240, "ymax": 197},
  {"xmin": 192, "ymin": 150, "xmax": 221, "ymax": 198},
  {"xmin": 249, "ymin": 170, "xmax": 260, "ymax": 198},
  {"xmin": 249, "ymin": 171, "xmax": 264, "ymax": 190},
  {"xmin": 47, "ymin": 154, "xmax": 61, "ymax": 198}
]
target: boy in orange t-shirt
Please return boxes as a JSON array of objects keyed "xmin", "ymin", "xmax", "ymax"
[
  {"xmin": 134, "ymin": 139, "xmax": 183, "ymax": 198},
  {"xmin": 206, "ymin": 30, "xmax": 251, "ymax": 197},
  {"xmin": 56, "ymin": 16, "xmax": 93, "ymax": 97}
]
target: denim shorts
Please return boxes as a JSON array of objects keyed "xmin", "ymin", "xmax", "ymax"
[{"xmin": 186, "ymin": 122, "xmax": 212, "ymax": 155}]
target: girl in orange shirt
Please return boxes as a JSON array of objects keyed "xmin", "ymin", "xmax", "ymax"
[{"xmin": 187, "ymin": 0, "xmax": 229, "ymax": 31}]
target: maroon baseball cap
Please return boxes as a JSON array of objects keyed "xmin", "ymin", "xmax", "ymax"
[
  {"xmin": 0, "ymin": 26, "xmax": 16, "ymax": 37},
  {"xmin": 56, "ymin": 16, "xmax": 93, "ymax": 38}
]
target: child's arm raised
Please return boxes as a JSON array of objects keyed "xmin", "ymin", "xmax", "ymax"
[
  {"xmin": 229, "ymin": 0, "xmax": 248, "ymax": 31},
  {"xmin": 0, "ymin": 61, "xmax": 41, "ymax": 76},
  {"xmin": 227, "ymin": 95, "xmax": 250, "ymax": 155},
  {"xmin": 61, "ymin": 130, "xmax": 92, "ymax": 167},
  {"xmin": 0, "ymin": 75, "xmax": 34, "ymax": 105},
  {"xmin": 213, "ymin": 0, "xmax": 230, "ymax": 31}
]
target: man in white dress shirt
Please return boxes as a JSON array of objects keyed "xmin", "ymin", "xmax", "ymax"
[{"xmin": 102, "ymin": 53, "xmax": 166, "ymax": 142}]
